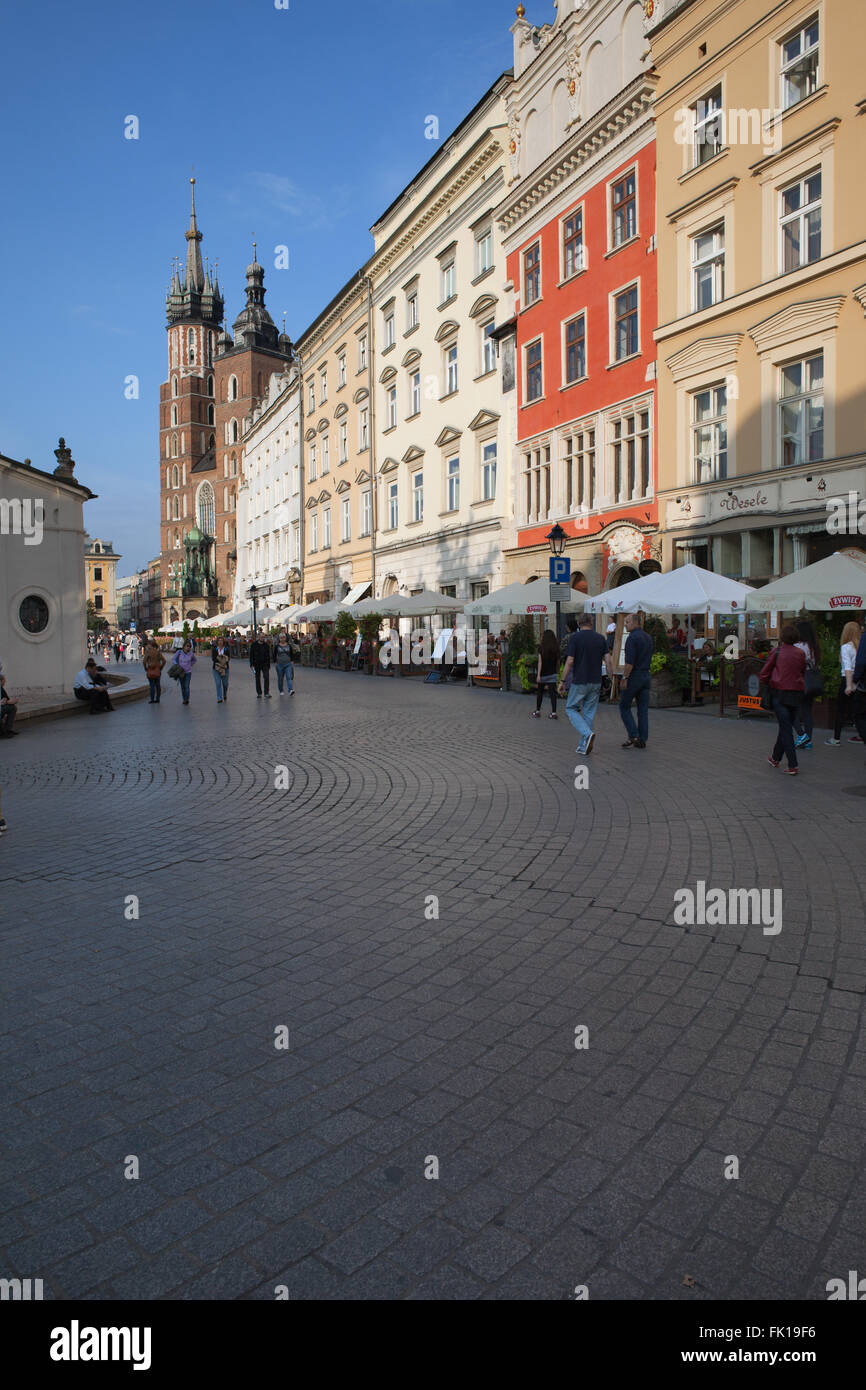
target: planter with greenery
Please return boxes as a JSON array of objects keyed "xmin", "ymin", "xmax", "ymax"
[
  {"xmin": 642, "ymin": 616, "xmax": 688, "ymax": 705},
  {"xmin": 357, "ymin": 613, "xmax": 383, "ymax": 673}
]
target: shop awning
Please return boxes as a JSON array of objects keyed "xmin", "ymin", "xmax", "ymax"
[{"xmin": 342, "ymin": 581, "xmax": 372, "ymax": 605}]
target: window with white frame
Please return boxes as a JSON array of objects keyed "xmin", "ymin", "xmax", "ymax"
[
  {"xmin": 412, "ymin": 470, "xmax": 423, "ymax": 521},
  {"xmin": 361, "ymin": 488, "xmax": 372, "ymax": 537},
  {"xmin": 309, "ymin": 443, "xmax": 317, "ymax": 481},
  {"xmin": 338, "ymin": 354, "xmax": 346, "ymax": 387},
  {"xmin": 358, "ymin": 335, "xmax": 367, "ymax": 371},
  {"xmin": 611, "ymin": 170, "xmax": 637, "ymax": 245},
  {"xmin": 308, "ymin": 382, "xmax": 315, "ymax": 413},
  {"xmin": 691, "ymin": 86, "xmax": 723, "ymax": 166},
  {"xmin": 407, "ymin": 289, "xmax": 419, "ymax": 330},
  {"xmin": 292, "ymin": 521, "xmax": 300, "ymax": 561},
  {"xmin": 610, "ymin": 407, "xmax": 651, "ymax": 502},
  {"xmin": 780, "ymin": 15, "xmax": 819, "ymax": 110},
  {"xmin": 384, "ymin": 310, "xmax": 395, "ymax": 349},
  {"xmin": 692, "ymin": 224, "xmax": 725, "ymax": 310},
  {"xmin": 475, "ymin": 227, "xmax": 493, "ymax": 276},
  {"xmin": 564, "ymin": 426, "xmax": 596, "ymax": 514},
  {"xmin": 564, "ymin": 314, "xmax": 586, "ymax": 384},
  {"xmin": 522, "ymin": 443, "xmax": 551, "ymax": 523},
  {"xmin": 339, "ymin": 422, "xmax": 348, "ymax": 462},
  {"xmin": 525, "ymin": 338, "xmax": 543, "ymax": 402},
  {"xmin": 481, "ymin": 442, "xmax": 497, "ymax": 501},
  {"xmin": 323, "ymin": 507, "xmax": 331, "ymax": 549},
  {"xmin": 445, "ymin": 342, "xmax": 458, "ymax": 395},
  {"xmin": 441, "ymin": 259, "xmax": 456, "ymax": 302},
  {"xmin": 779, "ymin": 352, "xmax": 823, "ymax": 467},
  {"xmin": 387, "ymin": 385, "xmax": 397, "ymax": 429},
  {"xmin": 410, "ymin": 370, "xmax": 421, "ymax": 416},
  {"xmin": 482, "ymin": 321, "xmax": 497, "ymax": 375},
  {"xmin": 780, "ymin": 171, "xmax": 821, "ymax": 272},
  {"xmin": 310, "ymin": 513, "xmax": 319, "ymax": 552},
  {"xmin": 341, "ymin": 496, "xmax": 351, "ymax": 542},
  {"xmin": 322, "ymin": 435, "xmax": 330, "ymax": 473},
  {"xmin": 692, "ymin": 384, "xmax": 728, "ymax": 483},
  {"xmin": 523, "ymin": 241, "xmax": 541, "ymax": 305},
  {"xmin": 388, "ymin": 480, "xmax": 398, "ymax": 529},
  {"xmin": 320, "ymin": 368, "xmax": 328, "ymax": 403},
  {"xmin": 446, "ymin": 456, "xmax": 460, "ymax": 511},
  {"xmin": 613, "ymin": 285, "xmax": 639, "ymax": 361},
  {"xmin": 359, "ymin": 407, "xmax": 369, "ymax": 450},
  {"xmin": 562, "ymin": 207, "xmax": 585, "ymax": 278}
]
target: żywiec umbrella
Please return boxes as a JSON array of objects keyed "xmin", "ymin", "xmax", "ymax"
[
  {"xmin": 584, "ymin": 564, "xmax": 754, "ymax": 615},
  {"xmin": 463, "ymin": 578, "xmax": 583, "ymax": 617},
  {"xmin": 745, "ymin": 550, "xmax": 866, "ymax": 613}
]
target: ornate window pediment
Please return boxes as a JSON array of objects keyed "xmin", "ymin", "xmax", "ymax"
[
  {"xmin": 335, "ymin": 478, "xmax": 351, "ymax": 494},
  {"xmin": 317, "ymin": 417, "xmax": 330, "ymax": 433},
  {"xmin": 355, "ymin": 468, "xmax": 371, "ymax": 485},
  {"xmin": 748, "ymin": 296, "xmax": 845, "ymax": 355},
  {"xmin": 379, "ymin": 365, "xmax": 398, "ymax": 384},
  {"xmin": 435, "ymin": 319, "xmax": 460, "ymax": 343},
  {"xmin": 468, "ymin": 408, "xmax": 500, "ymax": 431},
  {"xmin": 317, "ymin": 489, "xmax": 331, "ymax": 503},
  {"xmin": 379, "ymin": 456, "xmax": 400, "ymax": 475},
  {"xmin": 334, "ymin": 401, "xmax": 349, "ymax": 418},
  {"xmin": 305, "ymin": 495, "xmax": 318, "ymax": 510},
  {"xmin": 665, "ymin": 334, "xmax": 744, "ymax": 384},
  {"xmin": 402, "ymin": 348, "xmax": 422, "ymax": 368},
  {"xmin": 304, "ymin": 426, "xmax": 317, "ymax": 442},
  {"xmin": 402, "ymin": 445, "xmax": 425, "ymax": 464},
  {"xmin": 353, "ymin": 386, "xmax": 370, "ymax": 404},
  {"xmin": 435, "ymin": 426, "xmax": 462, "ymax": 449},
  {"xmin": 469, "ymin": 294, "xmax": 498, "ymax": 320}
]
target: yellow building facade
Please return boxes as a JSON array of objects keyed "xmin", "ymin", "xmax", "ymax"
[
  {"xmin": 649, "ymin": 0, "xmax": 866, "ymax": 581},
  {"xmin": 84, "ymin": 535, "xmax": 121, "ymax": 628}
]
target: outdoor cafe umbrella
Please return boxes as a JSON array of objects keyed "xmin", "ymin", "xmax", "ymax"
[
  {"xmin": 463, "ymin": 577, "xmax": 583, "ymax": 617},
  {"xmin": 584, "ymin": 564, "xmax": 754, "ymax": 615},
  {"xmin": 744, "ymin": 550, "xmax": 866, "ymax": 613}
]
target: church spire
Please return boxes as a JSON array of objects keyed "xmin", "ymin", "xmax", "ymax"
[
  {"xmin": 185, "ymin": 177, "xmax": 204, "ymax": 293},
  {"xmin": 166, "ymin": 180, "xmax": 223, "ymax": 326}
]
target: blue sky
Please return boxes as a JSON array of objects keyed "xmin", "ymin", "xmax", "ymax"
[{"xmin": 0, "ymin": 0, "xmax": 525, "ymax": 572}]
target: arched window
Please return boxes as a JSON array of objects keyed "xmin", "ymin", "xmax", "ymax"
[
  {"xmin": 230, "ymin": 419, "xmax": 239, "ymax": 444},
  {"xmin": 172, "ymin": 376, "xmax": 178, "ymax": 397},
  {"xmin": 208, "ymin": 404, "xmax": 215, "ymax": 425},
  {"xmin": 187, "ymin": 327, "xmax": 196, "ymax": 364},
  {"xmin": 172, "ymin": 495, "xmax": 180, "ymax": 520},
  {"xmin": 171, "ymin": 433, "xmax": 178, "ymax": 458},
  {"xmin": 165, "ymin": 468, "xmax": 170, "ymax": 490},
  {"xmin": 230, "ymin": 375, "xmax": 238, "ymax": 401},
  {"xmin": 166, "ymin": 499, "xmax": 171, "ymax": 520},
  {"xmin": 224, "ymin": 521, "xmax": 230, "ymax": 542},
  {"xmin": 182, "ymin": 463, "xmax": 187, "ymax": 485},
  {"xmin": 207, "ymin": 332, "xmax": 214, "ymax": 366},
  {"xmin": 230, "ymin": 453, "xmax": 237, "ymax": 477},
  {"xmin": 197, "ymin": 481, "xmax": 216, "ymax": 537},
  {"xmin": 207, "ymin": 374, "xmax": 214, "ymax": 397},
  {"xmin": 208, "ymin": 432, "xmax": 215, "ymax": 450},
  {"xmin": 223, "ymin": 486, "xmax": 228, "ymax": 509},
  {"xmin": 171, "ymin": 405, "xmax": 178, "ymax": 426},
  {"xmin": 174, "ymin": 529, "xmax": 180, "ymax": 549},
  {"xmin": 172, "ymin": 464, "xmax": 179, "ymax": 488}
]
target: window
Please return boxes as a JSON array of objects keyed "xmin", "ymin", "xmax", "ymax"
[
  {"xmin": 309, "ymin": 444, "xmax": 317, "ymax": 481},
  {"xmin": 230, "ymin": 419, "xmax": 239, "ymax": 444},
  {"xmin": 482, "ymin": 321, "xmax": 497, "ymax": 375},
  {"xmin": 341, "ymin": 497, "xmax": 351, "ymax": 542},
  {"xmin": 359, "ymin": 407, "xmax": 369, "ymax": 450},
  {"xmin": 691, "ymin": 87, "xmax": 723, "ymax": 166},
  {"xmin": 780, "ymin": 171, "xmax": 821, "ymax": 272},
  {"xmin": 692, "ymin": 224, "xmax": 725, "ymax": 309},
  {"xmin": 323, "ymin": 507, "xmax": 331, "ymax": 549},
  {"xmin": 526, "ymin": 339, "xmax": 543, "ymax": 401},
  {"xmin": 445, "ymin": 343, "xmax": 458, "ymax": 395},
  {"xmin": 358, "ymin": 335, "xmax": 367, "ymax": 370},
  {"xmin": 523, "ymin": 242, "xmax": 541, "ymax": 305},
  {"xmin": 94, "ymin": 566, "xmax": 103, "ymax": 582},
  {"xmin": 339, "ymin": 421, "xmax": 348, "ymax": 462},
  {"xmin": 564, "ymin": 314, "xmax": 586, "ymax": 384},
  {"xmin": 611, "ymin": 409, "xmax": 651, "ymax": 502},
  {"xmin": 410, "ymin": 371, "xmax": 421, "ymax": 416},
  {"xmin": 171, "ymin": 404, "xmax": 178, "ymax": 426},
  {"xmin": 481, "ymin": 442, "xmax": 497, "ymax": 501},
  {"xmin": 308, "ymin": 382, "xmax": 315, "ymax": 413},
  {"xmin": 611, "ymin": 170, "xmax": 637, "ymax": 245},
  {"xmin": 230, "ymin": 375, "xmax": 238, "ymax": 401},
  {"xmin": 361, "ymin": 488, "xmax": 372, "ymax": 537},
  {"xmin": 613, "ymin": 285, "xmax": 638, "ymax": 361},
  {"xmin": 322, "ymin": 435, "xmax": 330, "ymax": 473},
  {"xmin": 320, "ymin": 369, "xmax": 328, "ymax": 403},
  {"xmin": 388, "ymin": 481, "xmax": 399, "ymax": 530},
  {"xmin": 475, "ymin": 227, "xmax": 493, "ymax": 276},
  {"xmin": 310, "ymin": 513, "xmax": 319, "ymax": 552},
  {"xmin": 172, "ymin": 463, "xmax": 180, "ymax": 488},
  {"xmin": 523, "ymin": 443, "xmax": 551, "ymax": 523},
  {"xmin": 563, "ymin": 208, "xmax": 585, "ymax": 278},
  {"xmin": 692, "ymin": 385, "xmax": 728, "ymax": 482},
  {"xmin": 780, "ymin": 15, "xmax": 819, "ymax": 110},
  {"xmin": 441, "ymin": 260, "xmax": 456, "ymax": 302},
  {"xmin": 779, "ymin": 353, "xmax": 823, "ymax": 467},
  {"xmin": 384, "ymin": 311, "xmax": 395, "ymax": 348},
  {"xmin": 338, "ymin": 354, "xmax": 346, "ymax": 387},
  {"xmin": 172, "ymin": 496, "xmax": 180, "ymax": 520},
  {"xmin": 172, "ymin": 376, "xmax": 178, "ymax": 397},
  {"xmin": 412, "ymin": 470, "xmax": 424, "ymax": 521},
  {"xmin": 387, "ymin": 385, "xmax": 397, "ymax": 429},
  {"xmin": 447, "ymin": 456, "xmax": 460, "ymax": 511},
  {"xmin": 208, "ymin": 404, "xmax": 215, "ymax": 425},
  {"xmin": 94, "ymin": 594, "xmax": 103, "ymax": 612},
  {"xmin": 187, "ymin": 327, "xmax": 196, "ymax": 364},
  {"xmin": 407, "ymin": 291, "xmax": 419, "ymax": 330},
  {"xmin": 564, "ymin": 427, "xmax": 596, "ymax": 513}
]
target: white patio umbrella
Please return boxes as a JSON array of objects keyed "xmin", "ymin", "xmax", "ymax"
[
  {"xmin": 584, "ymin": 564, "xmax": 753, "ymax": 615},
  {"xmin": 463, "ymin": 578, "xmax": 584, "ymax": 617},
  {"xmin": 221, "ymin": 605, "xmax": 279, "ymax": 627},
  {"xmin": 745, "ymin": 550, "xmax": 866, "ymax": 613},
  {"xmin": 272, "ymin": 604, "xmax": 304, "ymax": 625},
  {"xmin": 160, "ymin": 619, "xmax": 186, "ymax": 633}
]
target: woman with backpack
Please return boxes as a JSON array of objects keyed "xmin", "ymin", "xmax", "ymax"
[
  {"xmin": 792, "ymin": 620, "xmax": 822, "ymax": 751},
  {"xmin": 532, "ymin": 629, "xmax": 560, "ymax": 720},
  {"xmin": 761, "ymin": 624, "xmax": 806, "ymax": 774}
]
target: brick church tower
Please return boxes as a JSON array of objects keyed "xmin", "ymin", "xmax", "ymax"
[{"xmin": 158, "ymin": 183, "xmax": 291, "ymax": 626}]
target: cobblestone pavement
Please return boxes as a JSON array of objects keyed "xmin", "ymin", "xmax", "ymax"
[{"xmin": 1, "ymin": 668, "xmax": 865, "ymax": 1300}]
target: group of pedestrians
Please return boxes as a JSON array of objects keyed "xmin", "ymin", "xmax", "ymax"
[
  {"xmin": 530, "ymin": 613, "xmax": 654, "ymax": 755},
  {"xmin": 141, "ymin": 631, "xmax": 298, "ymax": 706},
  {"xmin": 760, "ymin": 618, "xmax": 866, "ymax": 773}
]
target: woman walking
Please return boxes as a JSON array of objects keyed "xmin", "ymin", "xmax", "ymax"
[
  {"xmin": 175, "ymin": 639, "xmax": 196, "ymax": 705},
  {"xmin": 532, "ymin": 629, "xmax": 560, "ymax": 720},
  {"xmin": 826, "ymin": 621, "xmax": 860, "ymax": 745},
  {"xmin": 273, "ymin": 631, "xmax": 295, "ymax": 696},
  {"xmin": 144, "ymin": 639, "xmax": 165, "ymax": 704},
  {"xmin": 761, "ymin": 624, "xmax": 806, "ymax": 775},
  {"xmin": 793, "ymin": 620, "xmax": 821, "ymax": 750},
  {"xmin": 211, "ymin": 636, "xmax": 230, "ymax": 703}
]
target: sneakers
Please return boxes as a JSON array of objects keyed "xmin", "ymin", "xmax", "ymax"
[
  {"xmin": 622, "ymin": 738, "xmax": 636, "ymax": 748},
  {"xmin": 783, "ymin": 767, "xmax": 799, "ymax": 775},
  {"xmin": 548, "ymin": 712, "xmax": 557, "ymax": 720},
  {"xmin": 531, "ymin": 711, "xmax": 541, "ymax": 719},
  {"xmin": 585, "ymin": 731, "xmax": 596, "ymax": 755},
  {"xmin": 767, "ymin": 756, "xmax": 780, "ymax": 767},
  {"xmin": 825, "ymin": 738, "xmax": 841, "ymax": 746},
  {"xmin": 849, "ymin": 736, "xmax": 863, "ymax": 743},
  {"xmin": 794, "ymin": 732, "xmax": 811, "ymax": 749}
]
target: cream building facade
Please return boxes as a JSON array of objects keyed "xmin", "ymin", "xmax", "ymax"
[
  {"xmin": 367, "ymin": 73, "xmax": 514, "ymax": 607},
  {"xmin": 84, "ymin": 534, "xmax": 120, "ymax": 628},
  {"xmin": 233, "ymin": 371, "xmax": 303, "ymax": 611},
  {"xmin": 649, "ymin": 0, "xmax": 866, "ymax": 581}
]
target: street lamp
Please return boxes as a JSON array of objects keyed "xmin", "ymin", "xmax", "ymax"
[
  {"xmin": 250, "ymin": 583, "xmax": 258, "ymax": 637},
  {"xmin": 546, "ymin": 523, "xmax": 568, "ymax": 645}
]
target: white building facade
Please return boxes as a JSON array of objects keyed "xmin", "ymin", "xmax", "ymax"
[
  {"xmin": 367, "ymin": 73, "xmax": 515, "ymax": 608},
  {"xmin": 233, "ymin": 372, "xmax": 303, "ymax": 611}
]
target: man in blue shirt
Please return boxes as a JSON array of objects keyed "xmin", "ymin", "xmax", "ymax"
[
  {"xmin": 619, "ymin": 613, "xmax": 654, "ymax": 748},
  {"xmin": 560, "ymin": 616, "xmax": 609, "ymax": 755}
]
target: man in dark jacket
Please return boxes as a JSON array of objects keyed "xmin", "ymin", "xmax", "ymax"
[{"xmin": 249, "ymin": 634, "xmax": 272, "ymax": 697}]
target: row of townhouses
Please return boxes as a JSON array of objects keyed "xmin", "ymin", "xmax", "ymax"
[{"xmin": 156, "ymin": 0, "xmax": 866, "ymax": 628}]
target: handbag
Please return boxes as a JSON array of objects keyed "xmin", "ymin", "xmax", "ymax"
[
  {"xmin": 167, "ymin": 662, "xmax": 182, "ymax": 680},
  {"xmin": 804, "ymin": 668, "xmax": 824, "ymax": 697}
]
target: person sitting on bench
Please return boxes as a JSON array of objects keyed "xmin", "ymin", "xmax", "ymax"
[{"xmin": 73, "ymin": 659, "xmax": 114, "ymax": 713}]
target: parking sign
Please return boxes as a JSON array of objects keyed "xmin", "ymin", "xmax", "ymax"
[{"xmin": 549, "ymin": 556, "xmax": 571, "ymax": 584}]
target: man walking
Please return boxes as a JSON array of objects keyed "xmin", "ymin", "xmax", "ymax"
[
  {"xmin": 249, "ymin": 632, "xmax": 272, "ymax": 698},
  {"xmin": 619, "ymin": 612, "xmax": 654, "ymax": 749},
  {"xmin": 560, "ymin": 616, "xmax": 608, "ymax": 755}
]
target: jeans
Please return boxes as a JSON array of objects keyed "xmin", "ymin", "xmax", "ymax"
[
  {"xmin": 771, "ymin": 693, "xmax": 798, "ymax": 767},
  {"xmin": 178, "ymin": 672, "xmax": 191, "ymax": 703},
  {"xmin": 275, "ymin": 663, "xmax": 293, "ymax": 693},
  {"xmin": 213, "ymin": 670, "xmax": 229, "ymax": 701},
  {"xmin": 794, "ymin": 693, "xmax": 814, "ymax": 740},
  {"xmin": 147, "ymin": 677, "xmax": 161, "ymax": 702},
  {"xmin": 253, "ymin": 665, "xmax": 270, "ymax": 695},
  {"xmin": 619, "ymin": 672, "xmax": 651, "ymax": 744},
  {"xmin": 566, "ymin": 682, "xmax": 601, "ymax": 749}
]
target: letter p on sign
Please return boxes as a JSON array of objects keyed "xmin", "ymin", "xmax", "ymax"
[{"xmin": 549, "ymin": 556, "xmax": 571, "ymax": 584}]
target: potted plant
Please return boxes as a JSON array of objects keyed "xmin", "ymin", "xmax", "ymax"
[
  {"xmin": 642, "ymin": 617, "xmax": 687, "ymax": 706},
  {"xmin": 358, "ymin": 613, "xmax": 384, "ymax": 673}
]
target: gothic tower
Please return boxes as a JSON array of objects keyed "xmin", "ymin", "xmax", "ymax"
[{"xmin": 159, "ymin": 179, "xmax": 224, "ymax": 624}]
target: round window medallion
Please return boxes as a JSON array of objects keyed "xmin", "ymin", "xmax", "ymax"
[{"xmin": 19, "ymin": 595, "xmax": 50, "ymax": 634}]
